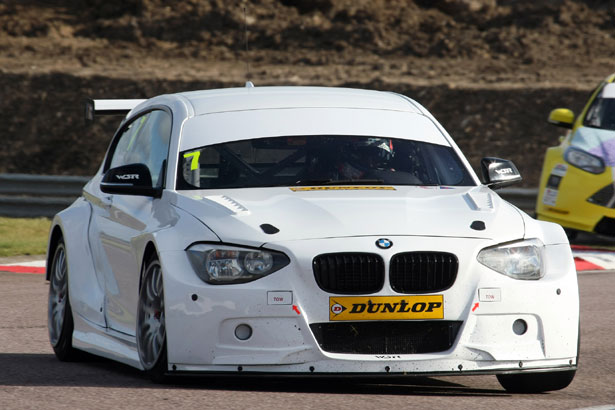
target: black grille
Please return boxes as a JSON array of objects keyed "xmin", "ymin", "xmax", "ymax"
[
  {"xmin": 587, "ymin": 184, "xmax": 615, "ymax": 208},
  {"xmin": 310, "ymin": 321, "xmax": 462, "ymax": 354},
  {"xmin": 390, "ymin": 252, "xmax": 458, "ymax": 293},
  {"xmin": 313, "ymin": 253, "xmax": 384, "ymax": 294}
]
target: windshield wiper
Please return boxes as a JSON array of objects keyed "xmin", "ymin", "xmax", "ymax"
[
  {"xmin": 294, "ymin": 178, "xmax": 385, "ymax": 186},
  {"xmin": 293, "ymin": 179, "xmax": 333, "ymax": 186}
]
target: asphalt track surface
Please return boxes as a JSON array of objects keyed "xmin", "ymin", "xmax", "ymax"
[{"xmin": 0, "ymin": 269, "xmax": 614, "ymax": 410}]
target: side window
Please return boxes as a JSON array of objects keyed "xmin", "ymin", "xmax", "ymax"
[
  {"xmin": 583, "ymin": 85, "xmax": 605, "ymax": 128},
  {"xmin": 108, "ymin": 110, "xmax": 172, "ymax": 187}
]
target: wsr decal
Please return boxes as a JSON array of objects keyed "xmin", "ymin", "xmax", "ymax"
[{"xmin": 115, "ymin": 174, "xmax": 139, "ymax": 180}]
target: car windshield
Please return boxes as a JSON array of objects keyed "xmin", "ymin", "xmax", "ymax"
[{"xmin": 177, "ymin": 135, "xmax": 475, "ymax": 189}]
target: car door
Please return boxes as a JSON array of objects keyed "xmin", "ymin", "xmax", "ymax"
[{"xmin": 86, "ymin": 109, "xmax": 171, "ymax": 336}]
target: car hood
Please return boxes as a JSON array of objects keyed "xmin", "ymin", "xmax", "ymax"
[
  {"xmin": 171, "ymin": 186, "xmax": 525, "ymax": 246},
  {"xmin": 571, "ymin": 126, "xmax": 615, "ymax": 166}
]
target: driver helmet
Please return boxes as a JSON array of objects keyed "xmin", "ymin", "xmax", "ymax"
[{"xmin": 352, "ymin": 137, "xmax": 394, "ymax": 168}]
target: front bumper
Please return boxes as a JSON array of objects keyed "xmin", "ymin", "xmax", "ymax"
[
  {"xmin": 536, "ymin": 150, "xmax": 615, "ymax": 233},
  {"xmin": 161, "ymin": 236, "xmax": 579, "ymax": 375}
]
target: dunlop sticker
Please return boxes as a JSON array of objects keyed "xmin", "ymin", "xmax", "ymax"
[
  {"xmin": 329, "ymin": 295, "xmax": 443, "ymax": 321},
  {"xmin": 289, "ymin": 186, "xmax": 396, "ymax": 192}
]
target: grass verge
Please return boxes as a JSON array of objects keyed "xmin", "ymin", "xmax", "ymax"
[{"xmin": 0, "ymin": 217, "xmax": 50, "ymax": 257}]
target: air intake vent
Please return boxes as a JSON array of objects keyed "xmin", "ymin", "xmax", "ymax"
[
  {"xmin": 313, "ymin": 253, "xmax": 384, "ymax": 294},
  {"xmin": 310, "ymin": 321, "xmax": 462, "ymax": 354},
  {"xmin": 390, "ymin": 252, "xmax": 458, "ymax": 293}
]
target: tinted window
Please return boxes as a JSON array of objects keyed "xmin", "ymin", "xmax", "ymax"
[
  {"xmin": 108, "ymin": 110, "xmax": 172, "ymax": 187},
  {"xmin": 177, "ymin": 135, "xmax": 474, "ymax": 189},
  {"xmin": 583, "ymin": 84, "xmax": 615, "ymax": 131},
  {"xmin": 584, "ymin": 97, "xmax": 615, "ymax": 131}
]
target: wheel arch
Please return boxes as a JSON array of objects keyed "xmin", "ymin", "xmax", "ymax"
[
  {"xmin": 139, "ymin": 241, "xmax": 159, "ymax": 290},
  {"xmin": 48, "ymin": 198, "xmax": 106, "ymax": 327},
  {"xmin": 46, "ymin": 224, "xmax": 65, "ymax": 281}
]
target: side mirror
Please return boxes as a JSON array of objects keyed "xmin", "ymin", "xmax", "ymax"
[
  {"xmin": 101, "ymin": 163, "xmax": 162, "ymax": 198},
  {"xmin": 480, "ymin": 157, "xmax": 522, "ymax": 189},
  {"xmin": 548, "ymin": 108, "xmax": 574, "ymax": 129}
]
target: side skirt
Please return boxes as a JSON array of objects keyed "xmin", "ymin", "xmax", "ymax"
[{"xmin": 72, "ymin": 312, "xmax": 143, "ymax": 370}]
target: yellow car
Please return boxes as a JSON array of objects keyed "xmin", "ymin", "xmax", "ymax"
[{"xmin": 536, "ymin": 73, "xmax": 615, "ymax": 238}]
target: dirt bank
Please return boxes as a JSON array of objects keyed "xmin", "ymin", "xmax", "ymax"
[
  {"xmin": 0, "ymin": 72, "xmax": 589, "ymax": 186},
  {"xmin": 0, "ymin": 0, "xmax": 612, "ymax": 186}
]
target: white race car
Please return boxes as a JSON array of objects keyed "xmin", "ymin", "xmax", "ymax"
[{"xmin": 47, "ymin": 85, "xmax": 579, "ymax": 393}]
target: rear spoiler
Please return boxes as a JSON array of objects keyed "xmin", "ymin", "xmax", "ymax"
[{"xmin": 85, "ymin": 99, "xmax": 147, "ymax": 121}]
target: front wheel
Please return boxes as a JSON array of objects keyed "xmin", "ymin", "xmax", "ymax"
[
  {"xmin": 48, "ymin": 239, "xmax": 80, "ymax": 361},
  {"xmin": 564, "ymin": 228, "xmax": 578, "ymax": 242},
  {"xmin": 497, "ymin": 369, "xmax": 576, "ymax": 393},
  {"xmin": 136, "ymin": 256, "xmax": 168, "ymax": 382}
]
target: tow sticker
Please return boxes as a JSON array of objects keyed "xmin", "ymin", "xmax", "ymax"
[{"xmin": 329, "ymin": 295, "xmax": 443, "ymax": 321}]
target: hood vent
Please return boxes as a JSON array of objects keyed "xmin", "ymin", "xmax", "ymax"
[
  {"xmin": 464, "ymin": 191, "xmax": 494, "ymax": 211},
  {"xmin": 203, "ymin": 195, "xmax": 249, "ymax": 215}
]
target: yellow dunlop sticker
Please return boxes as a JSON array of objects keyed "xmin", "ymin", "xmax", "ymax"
[
  {"xmin": 289, "ymin": 186, "xmax": 396, "ymax": 192},
  {"xmin": 329, "ymin": 295, "xmax": 443, "ymax": 321}
]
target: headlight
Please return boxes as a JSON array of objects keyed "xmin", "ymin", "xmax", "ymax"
[
  {"xmin": 477, "ymin": 239, "xmax": 545, "ymax": 280},
  {"xmin": 564, "ymin": 147, "xmax": 605, "ymax": 174},
  {"xmin": 187, "ymin": 244, "xmax": 290, "ymax": 284}
]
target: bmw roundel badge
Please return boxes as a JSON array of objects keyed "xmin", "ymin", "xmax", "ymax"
[{"xmin": 376, "ymin": 238, "xmax": 393, "ymax": 249}]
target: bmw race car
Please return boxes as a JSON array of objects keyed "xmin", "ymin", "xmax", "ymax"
[
  {"xmin": 47, "ymin": 85, "xmax": 579, "ymax": 393},
  {"xmin": 537, "ymin": 73, "xmax": 615, "ymax": 237}
]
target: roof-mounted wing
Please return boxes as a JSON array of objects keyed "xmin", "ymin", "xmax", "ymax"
[{"xmin": 85, "ymin": 99, "xmax": 147, "ymax": 121}]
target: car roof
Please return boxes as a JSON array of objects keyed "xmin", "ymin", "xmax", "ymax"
[{"xmin": 177, "ymin": 86, "xmax": 422, "ymax": 116}]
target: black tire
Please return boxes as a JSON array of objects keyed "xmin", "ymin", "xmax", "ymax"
[
  {"xmin": 564, "ymin": 228, "xmax": 578, "ymax": 242},
  {"xmin": 497, "ymin": 369, "xmax": 576, "ymax": 393},
  {"xmin": 47, "ymin": 239, "xmax": 81, "ymax": 361},
  {"xmin": 136, "ymin": 255, "xmax": 169, "ymax": 383}
]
